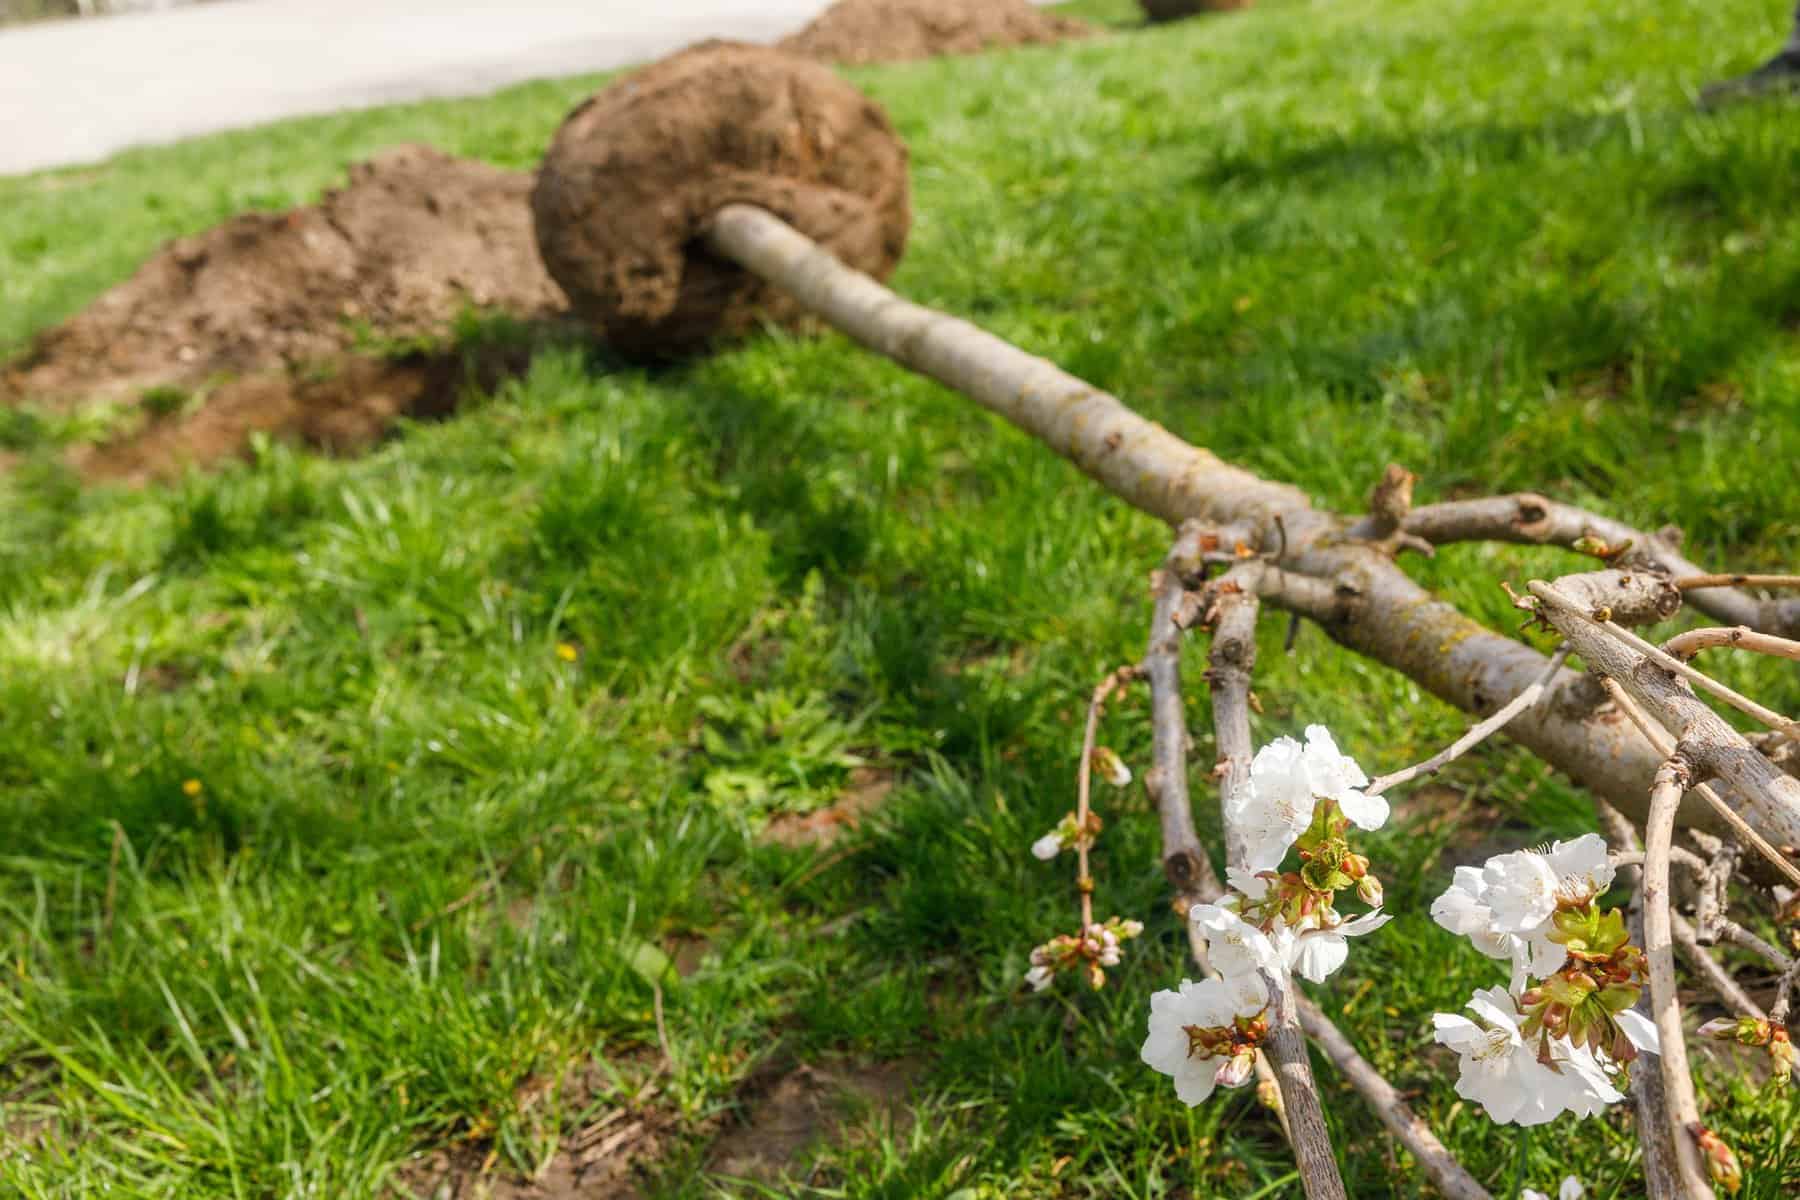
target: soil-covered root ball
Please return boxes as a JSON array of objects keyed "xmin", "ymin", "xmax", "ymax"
[{"xmin": 531, "ymin": 40, "xmax": 910, "ymax": 357}]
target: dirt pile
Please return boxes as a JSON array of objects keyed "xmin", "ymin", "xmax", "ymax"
[
  {"xmin": 67, "ymin": 342, "xmax": 536, "ymax": 485},
  {"xmin": 6, "ymin": 144, "xmax": 564, "ymax": 409},
  {"xmin": 778, "ymin": 0, "xmax": 1093, "ymax": 65},
  {"xmin": 532, "ymin": 41, "xmax": 910, "ymax": 357}
]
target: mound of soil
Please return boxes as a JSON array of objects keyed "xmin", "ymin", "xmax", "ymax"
[
  {"xmin": 777, "ymin": 0, "xmax": 1092, "ymax": 65},
  {"xmin": 532, "ymin": 41, "xmax": 910, "ymax": 358},
  {"xmin": 68, "ymin": 341, "xmax": 536, "ymax": 485},
  {"xmin": 6, "ymin": 144, "xmax": 564, "ymax": 409}
]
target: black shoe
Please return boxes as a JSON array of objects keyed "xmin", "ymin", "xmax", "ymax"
[{"xmin": 1700, "ymin": 48, "xmax": 1800, "ymax": 109}]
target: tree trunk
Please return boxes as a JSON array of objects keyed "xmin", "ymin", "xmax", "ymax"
[{"xmin": 701, "ymin": 202, "xmax": 1800, "ymax": 858}]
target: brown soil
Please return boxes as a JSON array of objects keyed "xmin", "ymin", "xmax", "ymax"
[
  {"xmin": 705, "ymin": 1059, "xmax": 918, "ymax": 1183},
  {"xmin": 9, "ymin": 143, "xmax": 562, "ymax": 406},
  {"xmin": 761, "ymin": 767, "xmax": 896, "ymax": 848},
  {"xmin": 532, "ymin": 41, "xmax": 910, "ymax": 358},
  {"xmin": 779, "ymin": 0, "xmax": 1093, "ymax": 65},
  {"xmin": 395, "ymin": 1057, "xmax": 672, "ymax": 1200},
  {"xmin": 394, "ymin": 1052, "xmax": 918, "ymax": 1198},
  {"xmin": 65, "ymin": 341, "xmax": 537, "ymax": 485}
]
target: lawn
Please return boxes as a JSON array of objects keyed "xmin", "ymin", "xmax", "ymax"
[{"xmin": 4, "ymin": 0, "xmax": 1800, "ymax": 1195}]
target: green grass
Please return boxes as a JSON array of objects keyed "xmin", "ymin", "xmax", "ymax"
[{"xmin": 5, "ymin": 0, "xmax": 1800, "ymax": 1195}]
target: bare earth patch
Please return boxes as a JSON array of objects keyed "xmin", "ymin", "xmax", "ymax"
[
  {"xmin": 778, "ymin": 0, "xmax": 1092, "ymax": 66},
  {"xmin": 705, "ymin": 1059, "xmax": 920, "ymax": 1185},
  {"xmin": 761, "ymin": 767, "xmax": 897, "ymax": 848},
  {"xmin": 393, "ymin": 1057, "xmax": 672, "ymax": 1200},
  {"xmin": 67, "ymin": 341, "xmax": 539, "ymax": 485},
  {"xmin": 4, "ymin": 144, "xmax": 566, "ymax": 481}
]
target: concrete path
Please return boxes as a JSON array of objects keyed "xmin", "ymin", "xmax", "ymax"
[{"xmin": 0, "ymin": 0, "xmax": 848, "ymax": 176}]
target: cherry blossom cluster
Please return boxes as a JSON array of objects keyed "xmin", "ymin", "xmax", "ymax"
[
  {"xmin": 1142, "ymin": 727, "xmax": 1391, "ymax": 1104},
  {"xmin": 1025, "ymin": 917, "xmax": 1144, "ymax": 991},
  {"xmin": 1430, "ymin": 835, "xmax": 1660, "ymax": 1126},
  {"xmin": 1023, "ymin": 741, "xmax": 1139, "ymax": 991}
]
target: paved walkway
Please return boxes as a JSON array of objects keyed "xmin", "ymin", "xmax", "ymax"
[{"xmin": 0, "ymin": 0, "xmax": 847, "ymax": 175}]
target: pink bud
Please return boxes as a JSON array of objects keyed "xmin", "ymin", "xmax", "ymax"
[{"xmin": 1213, "ymin": 1050, "xmax": 1257, "ymax": 1089}]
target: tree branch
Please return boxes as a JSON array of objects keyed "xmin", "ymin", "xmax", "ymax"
[
  {"xmin": 1366, "ymin": 646, "xmax": 1571, "ymax": 796},
  {"xmin": 1663, "ymin": 625, "xmax": 1800, "ymax": 665},
  {"xmin": 1644, "ymin": 753, "xmax": 1716, "ymax": 1200},
  {"xmin": 1291, "ymin": 996, "xmax": 1493, "ymax": 1200},
  {"xmin": 1390, "ymin": 493, "xmax": 1800, "ymax": 636},
  {"xmin": 1140, "ymin": 553, "xmax": 1488, "ymax": 1200},
  {"xmin": 1076, "ymin": 665, "xmax": 1139, "ymax": 931},
  {"xmin": 1531, "ymin": 579, "xmax": 1800, "ymax": 868},
  {"xmin": 1201, "ymin": 570, "xmax": 1346, "ymax": 1200},
  {"xmin": 1143, "ymin": 526, "xmax": 1223, "ymax": 906},
  {"xmin": 1597, "ymin": 678, "xmax": 1800, "ymax": 888}
]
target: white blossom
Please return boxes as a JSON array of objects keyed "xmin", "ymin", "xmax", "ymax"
[
  {"xmin": 1279, "ymin": 909, "xmax": 1392, "ymax": 984},
  {"xmin": 1431, "ymin": 839, "xmax": 1614, "ymax": 991},
  {"xmin": 1193, "ymin": 901, "xmax": 1389, "ymax": 985},
  {"xmin": 1140, "ymin": 973, "xmax": 1270, "ymax": 1106},
  {"xmin": 1432, "ymin": 987, "xmax": 1623, "ymax": 1126},
  {"xmin": 1522, "ymin": 1177, "xmax": 1584, "ymax": 1200},
  {"xmin": 1189, "ymin": 903, "xmax": 1285, "ymax": 979},
  {"xmin": 1614, "ymin": 1008, "xmax": 1661, "ymax": 1057},
  {"xmin": 1024, "ymin": 964, "xmax": 1054, "ymax": 991},
  {"xmin": 1230, "ymin": 725, "xmax": 1383, "ymax": 872},
  {"xmin": 1482, "ymin": 834, "xmax": 1613, "ymax": 935},
  {"xmin": 1030, "ymin": 832, "xmax": 1062, "ymax": 861},
  {"xmin": 1093, "ymin": 746, "xmax": 1132, "ymax": 788},
  {"xmin": 1225, "ymin": 866, "xmax": 1274, "ymax": 903}
]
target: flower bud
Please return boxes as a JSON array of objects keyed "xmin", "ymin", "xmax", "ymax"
[
  {"xmin": 1771, "ymin": 1027, "xmax": 1795, "ymax": 1082},
  {"xmin": 1024, "ymin": 964, "xmax": 1054, "ymax": 991},
  {"xmin": 1031, "ymin": 832, "xmax": 1062, "ymax": 861},
  {"xmin": 1697, "ymin": 1016, "xmax": 1772, "ymax": 1046},
  {"xmin": 1256, "ymin": 1076, "xmax": 1283, "ymax": 1114},
  {"xmin": 1094, "ymin": 746, "xmax": 1132, "ymax": 788},
  {"xmin": 1691, "ymin": 1125, "xmax": 1742, "ymax": 1195},
  {"xmin": 1213, "ymin": 1049, "xmax": 1257, "ymax": 1089},
  {"xmin": 1356, "ymin": 873, "xmax": 1384, "ymax": 907},
  {"xmin": 1117, "ymin": 918, "xmax": 1144, "ymax": 939}
]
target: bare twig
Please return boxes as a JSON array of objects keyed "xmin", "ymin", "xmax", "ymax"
[
  {"xmin": 1771, "ymin": 958, "xmax": 1800, "ymax": 1026},
  {"xmin": 1387, "ymin": 492, "xmax": 1800, "ymax": 636},
  {"xmin": 1673, "ymin": 913, "xmax": 1764, "ymax": 1022},
  {"xmin": 1568, "ymin": 602, "xmax": 1799, "ymax": 739},
  {"xmin": 1692, "ymin": 839, "xmax": 1741, "ymax": 944},
  {"xmin": 1366, "ymin": 646, "xmax": 1571, "ymax": 796},
  {"xmin": 1675, "ymin": 573, "xmax": 1800, "ymax": 593},
  {"xmin": 1596, "ymin": 801, "xmax": 1684, "ymax": 1200},
  {"xmin": 1644, "ymin": 752, "xmax": 1715, "ymax": 1200},
  {"xmin": 1143, "ymin": 527, "xmax": 1224, "ymax": 905},
  {"xmin": 1663, "ymin": 625, "xmax": 1800, "ymax": 665},
  {"xmin": 1712, "ymin": 918, "xmax": 1795, "ymax": 973},
  {"xmin": 1077, "ymin": 665, "xmax": 1140, "ymax": 930}
]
